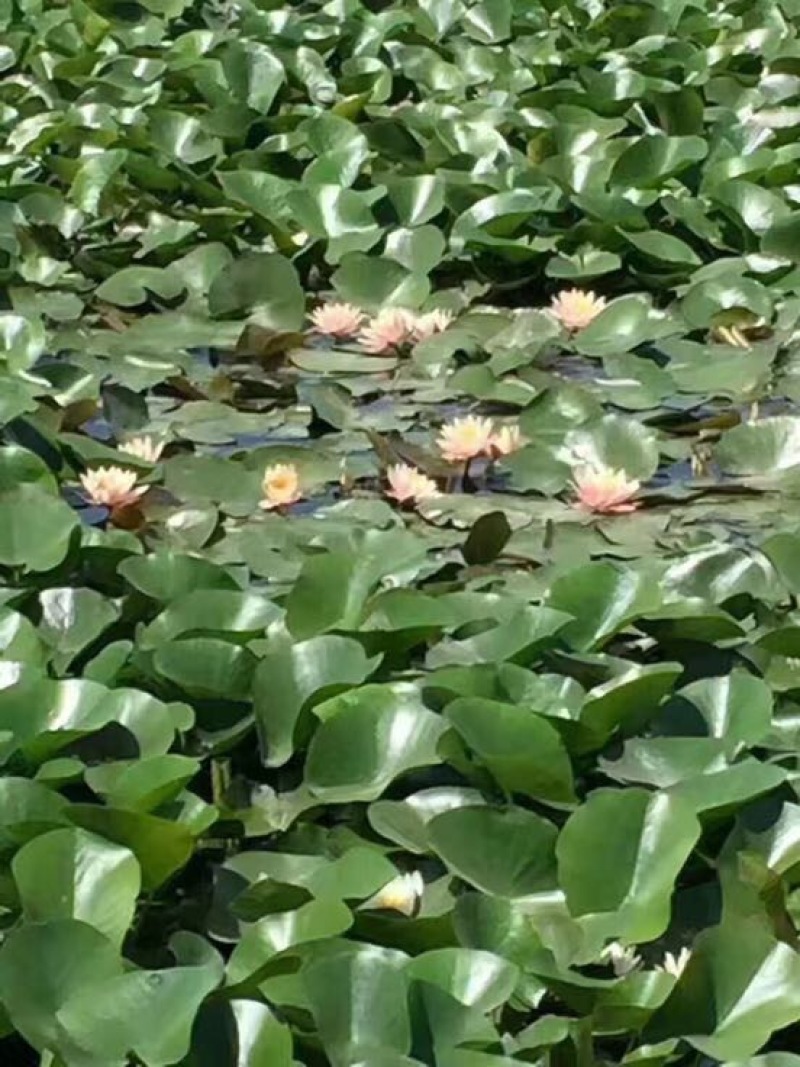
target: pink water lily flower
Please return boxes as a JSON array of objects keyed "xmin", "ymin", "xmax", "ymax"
[
  {"xmin": 413, "ymin": 309, "xmax": 454, "ymax": 342},
  {"xmin": 260, "ymin": 464, "xmax": 302, "ymax": 510},
  {"xmin": 309, "ymin": 302, "xmax": 364, "ymax": 339},
  {"xmin": 437, "ymin": 415, "xmax": 495, "ymax": 463},
  {"xmin": 358, "ymin": 308, "xmax": 416, "ymax": 355},
  {"xmin": 489, "ymin": 424, "xmax": 527, "ymax": 458},
  {"xmin": 118, "ymin": 435, "xmax": 165, "ymax": 463},
  {"xmin": 80, "ymin": 467, "xmax": 148, "ymax": 509},
  {"xmin": 551, "ymin": 288, "xmax": 607, "ymax": 332},
  {"xmin": 386, "ymin": 464, "xmax": 440, "ymax": 506},
  {"xmin": 573, "ymin": 465, "xmax": 640, "ymax": 514}
]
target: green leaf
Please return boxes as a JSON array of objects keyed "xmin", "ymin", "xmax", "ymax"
[
  {"xmin": 12, "ymin": 828, "xmax": 140, "ymax": 948},
  {"xmin": 445, "ymin": 697, "xmax": 575, "ymax": 803},
  {"xmin": 645, "ymin": 920, "xmax": 800, "ymax": 1058},
  {"xmin": 428, "ymin": 805, "xmax": 558, "ymax": 897},
  {"xmin": 59, "ymin": 934, "xmax": 224, "ymax": 1067},
  {"xmin": 254, "ymin": 635, "xmax": 380, "ymax": 767},
  {"xmin": 0, "ymin": 312, "xmax": 46, "ymax": 372},
  {"xmin": 139, "ymin": 589, "xmax": 279, "ymax": 649},
  {"xmin": 762, "ymin": 213, "xmax": 800, "ymax": 259},
  {"xmin": 386, "ymin": 175, "xmax": 445, "ymax": 226},
  {"xmin": 332, "ymin": 254, "xmax": 429, "ymax": 312},
  {"xmin": 675, "ymin": 673, "xmax": 773, "ymax": 755},
  {"xmin": 557, "ymin": 789, "xmax": 700, "ymax": 941},
  {"xmin": 208, "ymin": 253, "xmax": 304, "ymax": 327},
  {"xmin": 0, "ymin": 919, "xmax": 123, "ymax": 1064},
  {"xmin": 610, "ymin": 135, "xmax": 707, "ymax": 188},
  {"xmin": 303, "ymin": 945, "xmax": 411, "ymax": 1067},
  {"xmin": 563, "ymin": 413, "xmax": 660, "ymax": 480},
  {"xmin": 573, "ymin": 297, "xmax": 657, "ymax": 358},
  {"xmin": 118, "ymin": 551, "xmax": 240, "ymax": 600},
  {"xmin": 39, "ymin": 587, "xmax": 119, "ymax": 667},
  {"xmin": 0, "ymin": 486, "xmax": 78, "ymax": 572},
  {"xmin": 305, "ymin": 683, "xmax": 446, "ymax": 802},
  {"xmin": 153, "ymin": 638, "xmax": 256, "ymax": 699},
  {"xmin": 68, "ymin": 805, "xmax": 194, "ymax": 890},
  {"xmin": 547, "ymin": 562, "xmax": 661, "ymax": 651},
  {"xmin": 714, "ymin": 416, "xmax": 800, "ymax": 479}
]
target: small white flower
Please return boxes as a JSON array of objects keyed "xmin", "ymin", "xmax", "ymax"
[
  {"xmin": 600, "ymin": 941, "xmax": 642, "ymax": 977},
  {"xmin": 359, "ymin": 872, "xmax": 424, "ymax": 917},
  {"xmin": 656, "ymin": 947, "xmax": 691, "ymax": 978}
]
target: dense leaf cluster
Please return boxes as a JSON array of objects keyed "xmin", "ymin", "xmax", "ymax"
[{"xmin": 3, "ymin": 1, "xmax": 800, "ymax": 1066}]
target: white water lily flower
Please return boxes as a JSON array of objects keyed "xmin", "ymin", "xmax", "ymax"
[
  {"xmin": 656, "ymin": 947, "xmax": 691, "ymax": 978},
  {"xmin": 600, "ymin": 941, "xmax": 642, "ymax": 977},
  {"xmin": 118, "ymin": 435, "xmax": 165, "ymax": 463},
  {"xmin": 360, "ymin": 872, "xmax": 424, "ymax": 917}
]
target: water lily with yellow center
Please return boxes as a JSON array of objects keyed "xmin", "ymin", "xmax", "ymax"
[
  {"xmin": 573, "ymin": 465, "xmax": 640, "ymax": 514},
  {"xmin": 413, "ymin": 308, "xmax": 454, "ymax": 342},
  {"xmin": 489, "ymin": 424, "xmax": 527, "ymax": 458},
  {"xmin": 437, "ymin": 415, "xmax": 495, "ymax": 464},
  {"xmin": 80, "ymin": 466, "xmax": 148, "ymax": 509},
  {"xmin": 260, "ymin": 463, "xmax": 302, "ymax": 510},
  {"xmin": 118, "ymin": 435, "xmax": 165, "ymax": 463},
  {"xmin": 309, "ymin": 302, "xmax": 364, "ymax": 339},
  {"xmin": 360, "ymin": 872, "xmax": 424, "ymax": 917},
  {"xmin": 385, "ymin": 463, "xmax": 440, "ymax": 506},
  {"xmin": 550, "ymin": 288, "xmax": 607, "ymax": 332},
  {"xmin": 358, "ymin": 308, "xmax": 416, "ymax": 355}
]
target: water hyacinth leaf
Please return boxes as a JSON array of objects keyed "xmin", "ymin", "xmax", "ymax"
[
  {"xmin": 444, "ymin": 697, "xmax": 575, "ymax": 803},
  {"xmin": 570, "ymin": 298, "xmax": 656, "ymax": 362},
  {"xmin": 428, "ymin": 805, "xmax": 558, "ymax": 898},
  {"xmin": 714, "ymin": 416, "xmax": 800, "ymax": 478},
  {"xmin": 681, "ymin": 276, "xmax": 774, "ymax": 329},
  {"xmin": 406, "ymin": 948, "xmax": 518, "ymax": 1011},
  {"xmin": 0, "ymin": 919, "xmax": 124, "ymax": 1064},
  {"xmin": 230, "ymin": 1000, "xmax": 294, "ymax": 1066},
  {"xmin": 645, "ymin": 920, "xmax": 800, "ymax": 1058},
  {"xmin": 761, "ymin": 213, "xmax": 800, "ymax": 259},
  {"xmin": 578, "ymin": 663, "xmax": 682, "ymax": 752},
  {"xmin": 303, "ymin": 945, "xmax": 411, "ymax": 1067},
  {"xmin": 667, "ymin": 759, "xmax": 787, "ymax": 817},
  {"xmin": 672, "ymin": 673, "xmax": 773, "ymax": 754},
  {"xmin": 12, "ymin": 828, "xmax": 140, "ymax": 948},
  {"xmin": 610, "ymin": 135, "xmax": 707, "ymax": 188},
  {"xmin": 0, "ymin": 312, "xmax": 46, "ymax": 372},
  {"xmin": 58, "ymin": 934, "xmax": 224, "ymax": 1067},
  {"xmin": 386, "ymin": 175, "xmax": 445, "ymax": 226},
  {"xmin": 557, "ymin": 789, "xmax": 700, "ymax": 942},
  {"xmin": 139, "ymin": 589, "xmax": 280, "ymax": 649},
  {"xmin": 332, "ymin": 254, "xmax": 429, "ymax": 311},
  {"xmin": 254, "ymin": 635, "xmax": 380, "ymax": 767},
  {"xmin": 305, "ymin": 684, "xmax": 446, "ymax": 802},
  {"xmin": 85, "ymin": 754, "xmax": 200, "ymax": 812},
  {"xmin": 0, "ymin": 777, "xmax": 70, "ymax": 847},
  {"xmin": 227, "ymin": 898, "xmax": 354, "ymax": 985},
  {"xmin": 368, "ymin": 786, "xmax": 485, "ymax": 853},
  {"xmin": 426, "ymin": 607, "xmax": 571, "ymax": 669},
  {"xmin": 38, "ymin": 587, "xmax": 119, "ymax": 665},
  {"xmin": 563, "ymin": 414, "xmax": 660, "ymax": 480},
  {"xmin": 547, "ymin": 562, "xmax": 661, "ymax": 651},
  {"xmin": 118, "ymin": 551, "xmax": 241, "ymax": 601},
  {"xmin": 208, "ymin": 252, "xmax": 304, "ymax": 327},
  {"xmin": 153, "ymin": 638, "xmax": 257, "ymax": 699},
  {"xmin": 68, "ymin": 805, "xmax": 194, "ymax": 890},
  {"xmin": 0, "ymin": 487, "xmax": 78, "ymax": 572}
]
